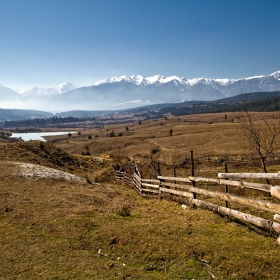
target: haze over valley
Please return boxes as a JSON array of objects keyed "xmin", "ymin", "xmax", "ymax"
[{"xmin": 1, "ymin": 71, "xmax": 280, "ymax": 112}]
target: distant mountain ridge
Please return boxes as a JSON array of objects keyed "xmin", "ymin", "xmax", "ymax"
[
  {"xmin": 93, "ymin": 71, "xmax": 280, "ymax": 93},
  {"xmin": 21, "ymin": 82, "xmax": 77, "ymax": 97},
  {"xmin": 0, "ymin": 71, "xmax": 280, "ymax": 111},
  {"xmin": 94, "ymin": 74, "xmax": 237, "ymax": 88},
  {"xmin": 1, "ymin": 90, "xmax": 280, "ymax": 121}
]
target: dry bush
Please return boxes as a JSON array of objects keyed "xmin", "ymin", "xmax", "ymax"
[
  {"xmin": 94, "ymin": 166, "xmax": 115, "ymax": 183},
  {"xmin": 238, "ymin": 110, "xmax": 280, "ymax": 175},
  {"xmin": 116, "ymin": 203, "xmax": 133, "ymax": 217}
]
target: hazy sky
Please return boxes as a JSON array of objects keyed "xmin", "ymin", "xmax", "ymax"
[{"xmin": 0, "ymin": 0, "xmax": 279, "ymax": 90}]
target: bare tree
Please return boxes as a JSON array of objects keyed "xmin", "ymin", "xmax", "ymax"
[{"xmin": 238, "ymin": 109, "xmax": 280, "ymax": 182}]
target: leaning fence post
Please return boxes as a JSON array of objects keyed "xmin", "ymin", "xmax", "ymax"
[
  {"xmin": 224, "ymin": 162, "xmax": 229, "ymax": 208},
  {"xmin": 139, "ymin": 169, "xmax": 142, "ymax": 193},
  {"xmin": 158, "ymin": 162, "xmax": 161, "ymax": 176},
  {"xmin": 190, "ymin": 150, "xmax": 196, "ymax": 199},
  {"xmin": 173, "ymin": 166, "xmax": 177, "ymax": 190}
]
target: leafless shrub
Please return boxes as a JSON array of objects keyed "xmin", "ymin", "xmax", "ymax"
[
  {"xmin": 116, "ymin": 203, "xmax": 132, "ymax": 217},
  {"xmin": 238, "ymin": 110, "xmax": 280, "ymax": 180}
]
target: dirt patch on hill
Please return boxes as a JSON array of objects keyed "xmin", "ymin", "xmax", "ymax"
[
  {"xmin": 13, "ymin": 162, "xmax": 86, "ymax": 183},
  {"xmin": 0, "ymin": 142, "xmax": 87, "ymax": 172}
]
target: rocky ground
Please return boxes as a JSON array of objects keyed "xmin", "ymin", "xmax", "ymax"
[{"xmin": 13, "ymin": 162, "xmax": 87, "ymax": 183}]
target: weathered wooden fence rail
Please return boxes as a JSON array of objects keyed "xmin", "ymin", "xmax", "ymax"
[{"xmin": 115, "ymin": 165, "xmax": 280, "ymax": 238}]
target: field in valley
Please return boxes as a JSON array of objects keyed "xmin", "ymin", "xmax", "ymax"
[{"xmin": 1, "ymin": 112, "xmax": 280, "ymax": 279}]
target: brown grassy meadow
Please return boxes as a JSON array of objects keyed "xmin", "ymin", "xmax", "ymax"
[{"xmin": 1, "ymin": 112, "xmax": 280, "ymax": 279}]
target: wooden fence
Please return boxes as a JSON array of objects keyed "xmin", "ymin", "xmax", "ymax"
[{"xmin": 115, "ymin": 164, "xmax": 280, "ymax": 239}]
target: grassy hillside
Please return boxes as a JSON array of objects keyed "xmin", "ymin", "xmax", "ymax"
[
  {"xmin": 1, "ymin": 113, "xmax": 280, "ymax": 279},
  {"xmin": 48, "ymin": 112, "xmax": 280, "ymax": 175}
]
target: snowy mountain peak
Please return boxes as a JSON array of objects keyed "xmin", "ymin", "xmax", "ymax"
[
  {"xmin": 22, "ymin": 82, "xmax": 77, "ymax": 97},
  {"xmin": 271, "ymin": 71, "xmax": 280, "ymax": 80},
  {"xmin": 93, "ymin": 71, "xmax": 280, "ymax": 90},
  {"xmin": 54, "ymin": 82, "xmax": 77, "ymax": 93},
  {"xmin": 94, "ymin": 75, "xmax": 131, "ymax": 86},
  {"xmin": 244, "ymin": 75, "xmax": 265, "ymax": 81},
  {"xmin": 94, "ymin": 74, "xmax": 187, "ymax": 87}
]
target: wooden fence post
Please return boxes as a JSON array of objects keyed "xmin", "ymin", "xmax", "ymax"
[
  {"xmin": 224, "ymin": 162, "xmax": 229, "ymax": 208},
  {"xmin": 190, "ymin": 150, "xmax": 196, "ymax": 199},
  {"xmin": 158, "ymin": 162, "xmax": 161, "ymax": 176},
  {"xmin": 173, "ymin": 166, "xmax": 177, "ymax": 185}
]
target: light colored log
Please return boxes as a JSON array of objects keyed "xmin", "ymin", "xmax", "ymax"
[
  {"xmin": 274, "ymin": 214, "xmax": 280, "ymax": 222},
  {"xmin": 218, "ymin": 179, "xmax": 241, "ymax": 187},
  {"xmin": 270, "ymin": 186, "xmax": 280, "ymax": 200},
  {"xmin": 218, "ymin": 175, "xmax": 280, "ymax": 199},
  {"xmin": 242, "ymin": 181, "xmax": 271, "ymax": 192},
  {"xmin": 132, "ymin": 180, "xmax": 139, "ymax": 188},
  {"xmin": 191, "ymin": 187, "xmax": 280, "ymax": 214},
  {"xmin": 141, "ymin": 178, "xmax": 160, "ymax": 183},
  {"xmin": 132, "ymin": 178, "xmax": 141, "ymax": 190},
  {"xmin": 135, "ymin": 166, "xmax": 141, "ymax": 177},
  {"xmin": 141, "ymin": 183, "xmax": 160, "ymax": 189},
  {"xmin": 160, "ymin": 175, "xmax": 275, "ymax": 195},
  {"xmin": 189, "ymin": 176, "xmax": 220, "ymax": 184},
  {"xmin": 159, "ymin": 182, "xmax": 196, "ymax": 197},
  {"xmin": 186, "ymin": 176, "xmax": 279, "ymax": 198},
  {"xmin": 133, "ymin": 178, "xmax": 141, "ymax": 188},
  {"xmin": 190, "ymin": 176, "xmax": 272, "ymax": 192},
  {"xmin": 160, "ymin": 181, "xmax": 182, "ymax": 188},
  {"xmin": 133, "ymin": 178, "xmax": 142, "ymax": 190},
  {"xmin": 218, "ymin": 173, "xmax": 280, "ymax": 180},
  {"xmin": 133, "ymin": 173, "xmax": 141, "ymax": 182},
  {"xmin": 160, "ymin": 187, "xmax": 195, "ymax": 198},
  {"xmin": 192, "ymin": 199, "xmax": 280, "ymax": 234},
  {"xmin": 160, "ymin": 183, "xmax": 280, "ymax": 214},
  {"xmin": 127, "ymin": 173, "xmax": 280, "ymax": 199},
  {"xmin": 158, "ymin": 176, "xmax": 191, "ymax": 183}
]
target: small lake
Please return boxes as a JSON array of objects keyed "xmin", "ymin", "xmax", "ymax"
[{"xmin": 11, "ymin": 131, "xmax": 77, "ymax": 142}]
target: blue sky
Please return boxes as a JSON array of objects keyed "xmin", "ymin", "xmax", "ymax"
[{"xmin": 0, "ymin": 0, "xmax": 279, "ymax": 90}]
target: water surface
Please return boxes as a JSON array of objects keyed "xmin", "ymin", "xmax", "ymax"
[{"xmin": 11, "ymin": 131, "xmax": 77, "ymax": 142}]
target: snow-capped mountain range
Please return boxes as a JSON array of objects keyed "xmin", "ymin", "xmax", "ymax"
[
  {"xmin": 97, "ymin": 71, "xmax": 280, "ymax": 85},
  {"xmin": 94, "ymin": 74, "xmax": 237, "ymax": 87},
  {"xmin": 1, "ymin": 71, "xmax": 280, "ymax": 112},
  {"xmin": 21, "ymin": 82, "xmax": 77, "ymax": 97}
]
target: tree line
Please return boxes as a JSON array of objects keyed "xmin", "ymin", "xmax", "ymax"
[
  {"xmin": 157, "ymin": 96, "xmax": 280, "ymax": 117},
  {"xmin": 2, "ymin": 116, "xmax": 96, "ymax": 128}
]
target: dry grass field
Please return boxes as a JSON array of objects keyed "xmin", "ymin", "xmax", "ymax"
[
  {"xmin": 1, "ymin": 112, "xmax": 280, "ymax": 279},
  {"xmin": 48, "ymin": 112, "xmax": 280, "ymax": 176},
  {"xmin": 49, "ymin": 113, "xmax": 243, "ymax": 162}
]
